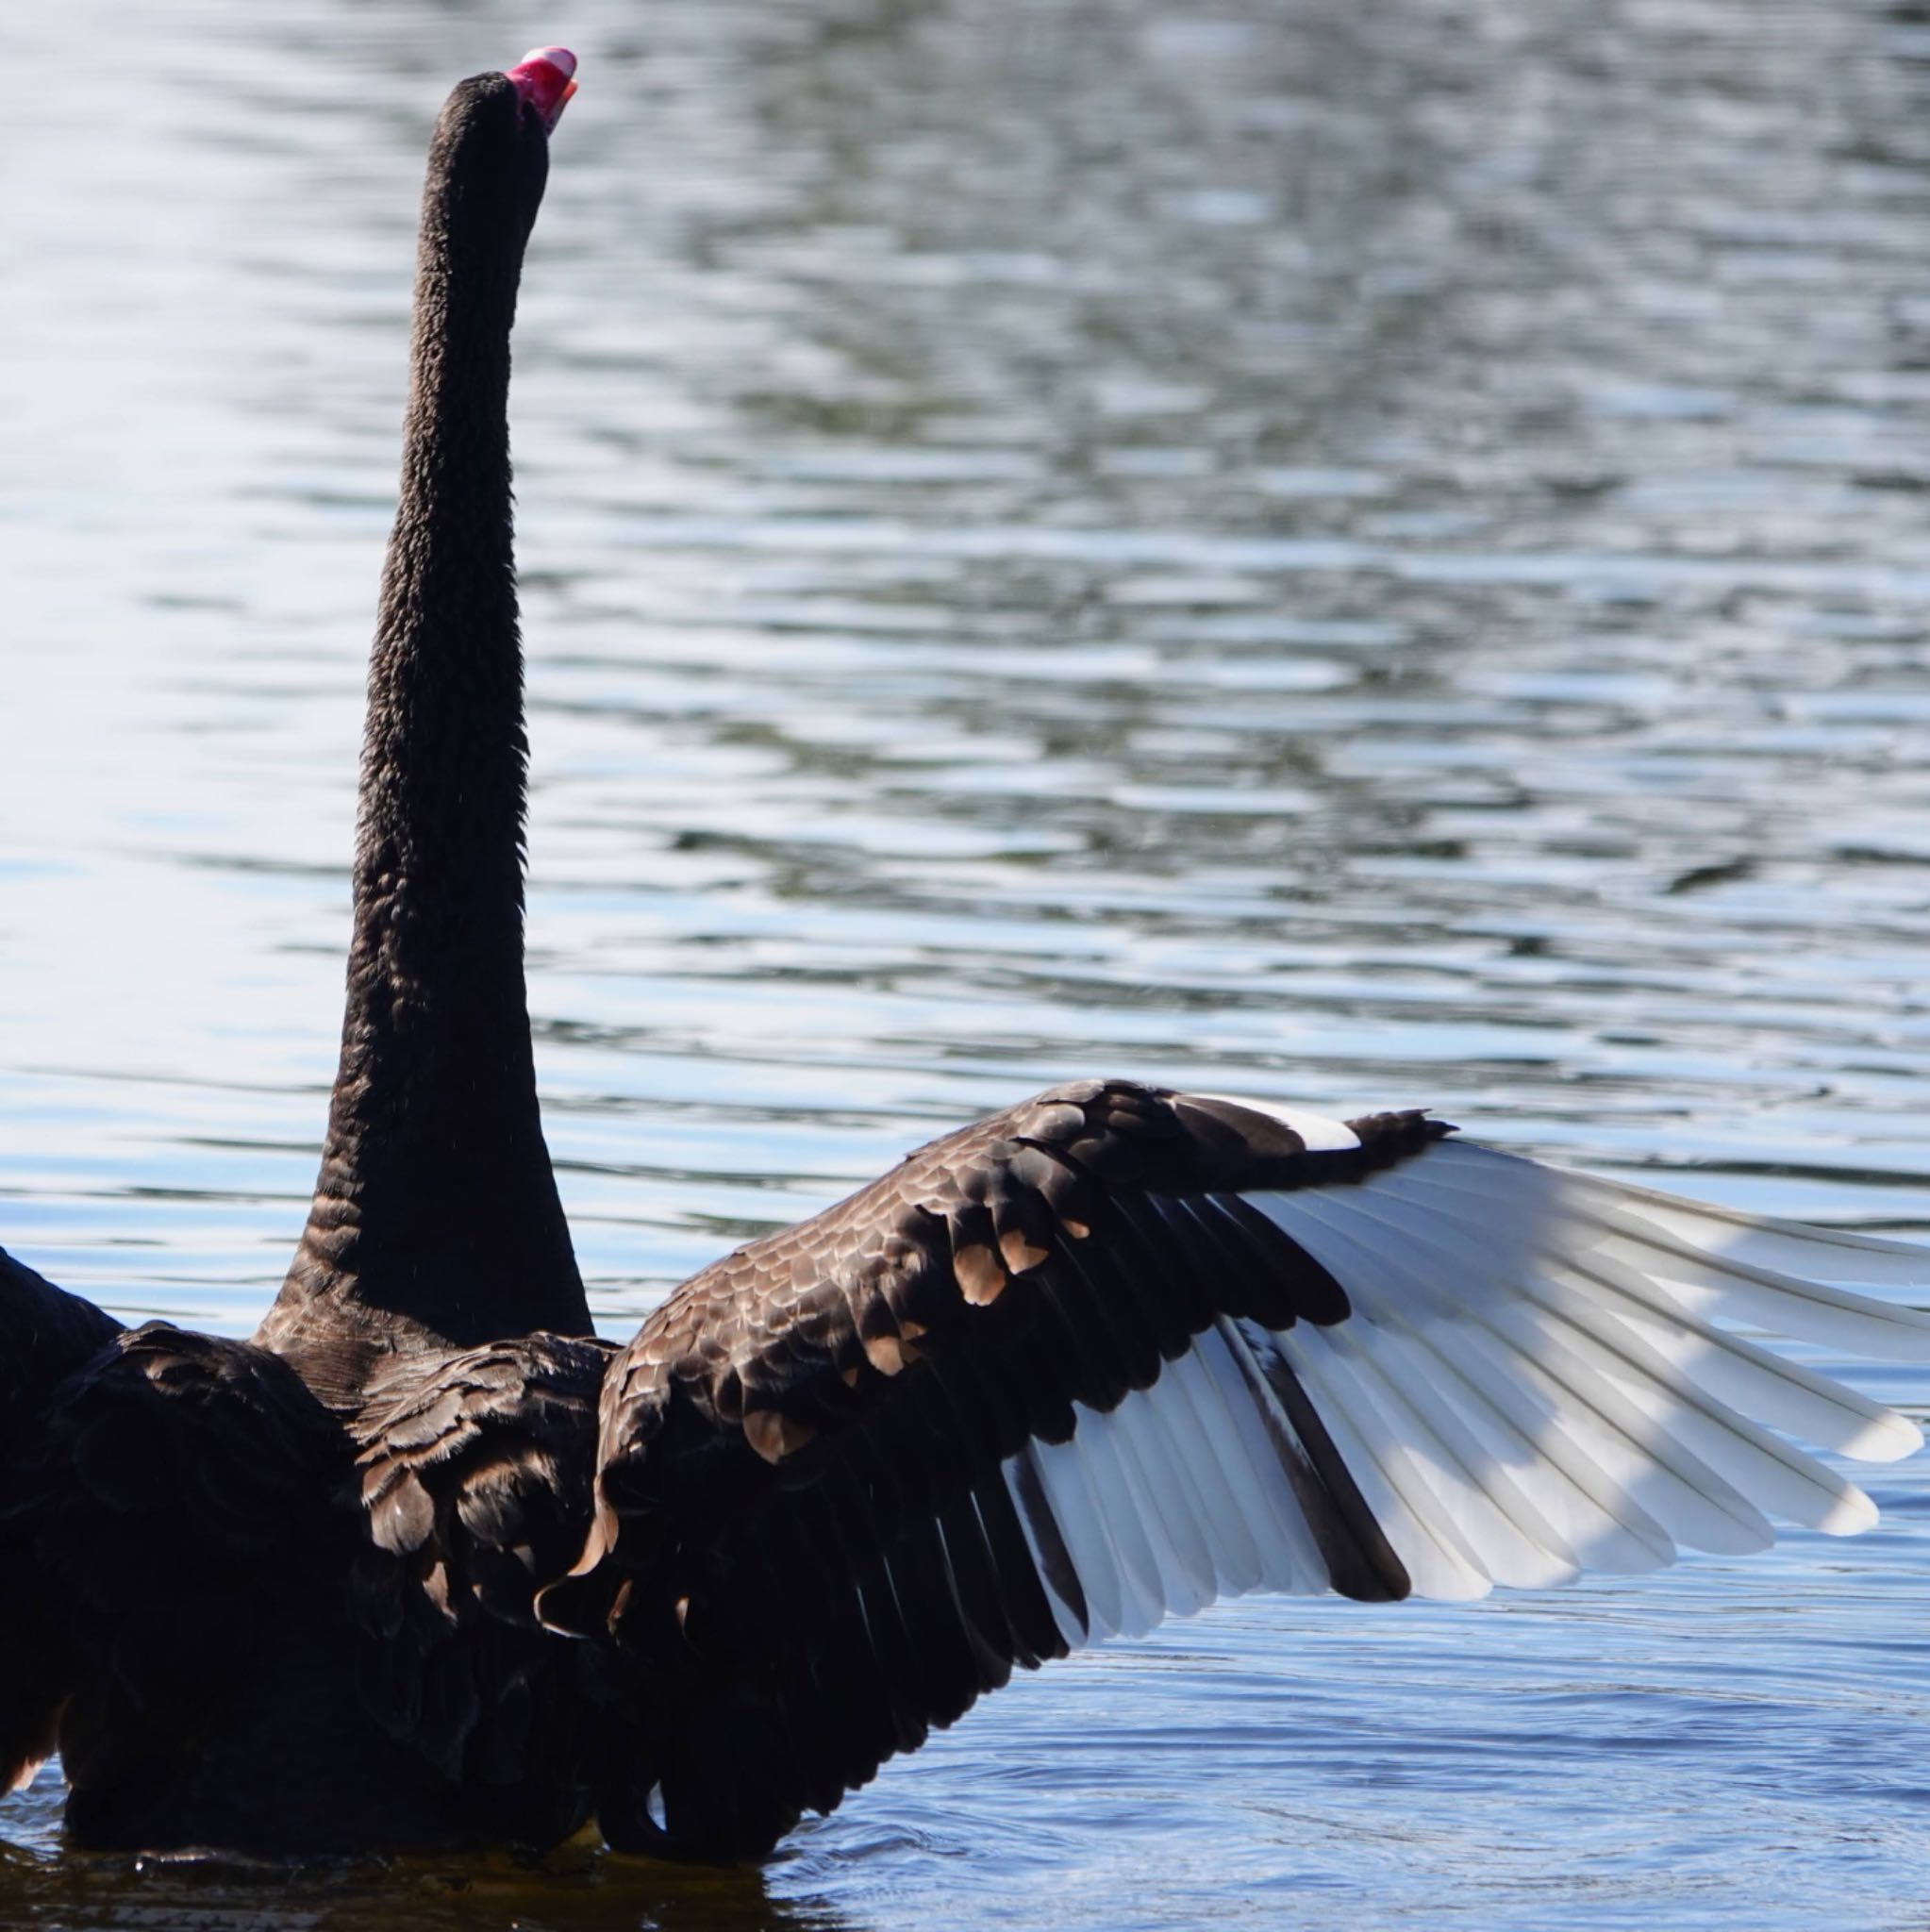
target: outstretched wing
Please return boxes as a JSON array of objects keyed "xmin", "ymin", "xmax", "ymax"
[
  {"xmin": 348, "ymin": 1332, "xmax": 616, "ymax": 1838},
  {"xmin": 0, "ymin": 1247, "xmax": 124, "ymax": 1793},
  {"xmin": 555, "ymin": 1079, "xmax": 1930, "ymax": 1863},
  {"xmin": 1, "ymin": 1316, "xmax": 346, "ymax": 1842}
]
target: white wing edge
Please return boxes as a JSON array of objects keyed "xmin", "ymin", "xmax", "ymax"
[{"xmin": 1002, "ymin": 1108, "xmax": 1930, "ymax": 1645}]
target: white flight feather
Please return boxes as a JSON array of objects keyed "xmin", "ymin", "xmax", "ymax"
[{"xmin": 995, "ymin": 1109, "xmax": 1929, "ymax": 1643}]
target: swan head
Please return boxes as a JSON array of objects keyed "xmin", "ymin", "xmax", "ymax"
[{"xmin": 428, "ymin": 50, "xmax": 580, "ymax": 259}]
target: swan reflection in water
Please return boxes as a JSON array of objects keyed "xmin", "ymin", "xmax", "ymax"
[{"xmin": 0, "ymin": 1810, "xmax": 847, "ymax": 1932}]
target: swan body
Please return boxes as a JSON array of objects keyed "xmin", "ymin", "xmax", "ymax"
[{"xmin": 4, "ymin": 46, "xmax": 1930, "ymax": 1865}]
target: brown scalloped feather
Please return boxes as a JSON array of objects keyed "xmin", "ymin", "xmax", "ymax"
[{"xmin": 571, "ymin": 1080, "xmax": 1448, "ymax": 1861}]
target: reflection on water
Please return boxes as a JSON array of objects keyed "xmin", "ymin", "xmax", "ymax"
[
  {"xmin": 7, "ymin": 0, "xmax": 1930, "ymax": 1924},
  {"xmin": 0, "ymin": 1818, "xmax": 848, "ymax": 1932}
]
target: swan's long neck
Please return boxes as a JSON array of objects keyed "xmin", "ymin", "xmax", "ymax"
[{"xmin": 262, "ymin": 110, "xmax": 588, "ymax": 1395}]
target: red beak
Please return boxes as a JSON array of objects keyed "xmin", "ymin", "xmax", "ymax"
[{"xmin": 506, "ymin": 46, "xmax": 578, "ymax": 131}]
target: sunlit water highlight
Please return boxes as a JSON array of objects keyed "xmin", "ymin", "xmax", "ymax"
[{"xmin": 6, "ymin": 0, "xmax": 1930, "ymax": 1924}]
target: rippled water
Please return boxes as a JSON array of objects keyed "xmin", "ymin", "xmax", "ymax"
[{"xmin": 8, "ymin": 0, "xmax": 1930, "ymax": 1924}]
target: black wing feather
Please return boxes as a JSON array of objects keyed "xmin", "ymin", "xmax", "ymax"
[
  {"xmin": 347, "ymin": 1331, "xmax": 615, "ymax": 1826},
  {"xmin": 0, "ymin": 1247, "xmax": 124, "ymax": 1794},
  {"xmin": 2, "ymin": 1318, "xmax": 351, "ymax": 1847},
  {"xmin": 557, "ymin": 1080, "xmax": 1442, "ymax": 1860}
]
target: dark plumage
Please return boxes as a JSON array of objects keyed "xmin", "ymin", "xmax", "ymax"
[
  {"xmin": 0, "ymin": 1250, "xmax": 124, "ymax": 1796},
  {"xmin": 544, "ymin": 1080, "xmax": 1434, "ymax": 1860},
  {"xmin": 0, "ymin": 50, "xmax": 602, "ymax": 1854},
  {"xmin": 257, "ymin": 57, "xmax": 589, "ymax": 1407},
  {"xmin": 6, "ymin": 43, "xmax": 1930, "ymax": 1873}
]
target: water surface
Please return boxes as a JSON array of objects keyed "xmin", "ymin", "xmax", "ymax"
[{"xmin": 6, "ymin": 1, "xmax": 1930, "ymax": 1925}]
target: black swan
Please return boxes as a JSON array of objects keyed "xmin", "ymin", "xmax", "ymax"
[{"xmin": 5, "ymin": 44, "xmax": 1930, "ymax": 1866}]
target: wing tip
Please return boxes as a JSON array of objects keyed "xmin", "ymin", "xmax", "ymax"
[
  {"xmin": 1816, "ymin": 1485, "xmax": 1882, "ymax": 1537},
  {"xmin": 1844, "ymin": 1410, "xmax": 1924, "ymax": 1464}
]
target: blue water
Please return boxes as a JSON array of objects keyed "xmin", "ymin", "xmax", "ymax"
[{"xmin": 6, "ymin": 0, "xmax": 1930, "ymax": 1924}]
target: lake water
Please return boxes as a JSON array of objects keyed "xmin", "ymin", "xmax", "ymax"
[{"xmin": 7, "ymin": 0, "xmax": 1930, "ymax": 1925}]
